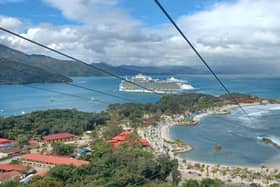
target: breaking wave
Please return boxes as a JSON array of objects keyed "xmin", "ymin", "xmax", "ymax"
[{"xmin": 257, "ymin": 136, "xmax": 280, "ymax": 148}]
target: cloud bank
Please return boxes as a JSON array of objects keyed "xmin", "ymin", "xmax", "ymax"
[{"xmin": 0, "ymin": 0, "xmax": 279, "ymax": 73}]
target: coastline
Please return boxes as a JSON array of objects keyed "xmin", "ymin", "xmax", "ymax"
[
  {"xmin": 192, "ymin": 102, "xmax": 261, "ymax": 122},
  {"xmin": 141, "ymin": 102, "xmax": 280, "ymax": 186}
]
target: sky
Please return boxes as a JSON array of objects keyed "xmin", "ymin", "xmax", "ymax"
[{"xmin": 0, "ymin": 0, "xmax": 280, "ymax": 73}]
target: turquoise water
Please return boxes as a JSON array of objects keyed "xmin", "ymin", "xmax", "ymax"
[
  {"xmin": 171, "ymin": 104, "xmax": 280, "ymax": 166},
  {"xmin": 1, "ymin": 74, "xmax": 280, "ymax": 166},
  {"xmin": 0, "ymin": 76, "xmax": 159, "ymax": 117},
  {"xmin": 1, "ymin": 75, "xmax": 279, "ymax": 117}
]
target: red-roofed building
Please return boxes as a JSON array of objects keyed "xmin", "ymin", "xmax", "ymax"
[
  {"xmin": 112, "ymin": 135, "xmax": 126, "ymax": 141},
  {"xmin": 0, "ymin": 138, "xmax": 10, "ymax": 145},
  {"xmin": 108, "ymin": 131, "xmax": 150, "ymax": 148},
  {"xmin": 0, "ymin": 164, "xmax": 27, "ymax": 172},
  {"xmin": 28, "ymin": 140, "xmax": 39, "ymax": 148},
  {"xmin": 235, "ymin": 98, "xmax": 257, "ymax": 104},
  {"xmin": 137, "ymin": 139, "xmax": 150, "ymax": 146},
  {"xmin": 43, "ymin": 133, "xmax": 76, "ymax": 143},
  {"xmin": 119, "ymin": 131, "xmax": 134, "ymax": 136},
  {"xmin": 1, "ymin": 148, "xmax": 21, "ymax": 156},
  {"xmin": 144, "ymin": 120, "xmax": 154, "ymax": 126},
  {"xmin": 22, "ymin": 154, "xmax": 90, "ymax": 168},
  {"xmin": 0, "ymin": 171, "xmax": 21, "ymax": 184}
]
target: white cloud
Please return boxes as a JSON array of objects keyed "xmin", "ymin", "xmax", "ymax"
[
  {"xmin": 44, "ymin": 0, "xmax": 137, "ymax": 27},
  {"xmin": 177, "ymin": 0, "xmax": 280, "ymax": 61},
  {"xmin": 0, "ymin": 16, "xmax": 22, "ymax": 31},
  {"xmin": 0, "ymin": 0, "xmax": 280, "ymax": 73}
]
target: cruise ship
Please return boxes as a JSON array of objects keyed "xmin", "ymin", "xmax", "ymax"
[{"xmin": 119, "ymin": 74, "xmax": 194, "ymax": 93}]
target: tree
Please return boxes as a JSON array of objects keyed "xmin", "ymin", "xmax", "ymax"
[
  {"xmin": 52, "ymin": 142, "xmax": 75, "ymax": 156},
  {"xmin": 171, "ymin": 168, "xmax": 181, "ymax": 186},
  {"xmin": 31, "ymin": 176, "xmax": 63, "ymax": 187},
  {"xmin": 102, "ymin": 124, "xmax": 123, "ymax": 140},
  {"xmin": 0, "ymin": 181, "xmax": 25, "ymax": 187},
  {"xmin": 200, "ymin": 178, "xmax": 223, "ymax": 187},
  {"xmin": 16, "ymin": 134, "xmax": 29, "ymax": 146},
  {"xmin": 182, "ymin": 179, "xmax": 199, "ymax": 187},
  {"xmin": 250, "ymin": 183, "xmax": 261, "ymax": 187}
]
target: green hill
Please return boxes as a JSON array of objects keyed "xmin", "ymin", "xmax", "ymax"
[
  {"xmin": 0, "ymin": 44, "xmax": 110, "ymax": 77},
  {"xmin": 0, "ymin": 58, "xmax": 71, "ymax": 85},
  {"xmin": 0, "ymin": 44, "xmax": 210, "ymax": 85}
]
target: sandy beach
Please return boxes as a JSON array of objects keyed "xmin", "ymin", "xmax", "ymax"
[{"xmin": 139, "ymin": 102, "xmax": 280, "ymax": 186}]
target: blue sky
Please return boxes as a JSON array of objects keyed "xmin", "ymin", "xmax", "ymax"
[
  {"xmin": 0, "ymin": 0, "xmax": 279, "ymax": 73},
  {"xmin": 118, "ymin": 0, "xmax": 237, "ymax": 26},
  {"xmin": 0, "ymin": 0, "xmax": 236, "ymax": 26},
  {"xmin": 0, "ymin": 0, "xmax": 76, "ymax": 25}
]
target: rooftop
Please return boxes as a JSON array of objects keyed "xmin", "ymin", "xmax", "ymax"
[
  {"xmin": 119, "ymin": 131, "xmax": 134, "ymax": 136},
  {"xmin": 0, "ymin": 138, "xmax": 10, "ymax": 144},
  {"xmin": 28, "ymin": 140, "xmax": 39, "ymax": 145},
  {"xmin": 112, "ymin": 135, "xmax": 126, "ymax": 141},
  {"xmin": 0, "ymin": 171, "xmax": 20, "ymax": 181},
  {"xmin": 144, "ymin": 120, "xmax": 154, "ymax": 126},
  {"xmin": 43, "ymin": 133, "xmax": 76, "ymax": 141},
  {"xmin": 22, "ymin": 154, "xmax": 90, "ymax": 167},
  {"xmin": 1, "ymin": 148, "xmax": 21, "ymax": 154},
  {"xmin": 137, "ymin": 139, "xmax": 150, "ymax": 146},
  {"xmin": 0, "ymin": 164, "xmax": 27, "ymax": 172},
  {"xmin": 108, "ymin": 131, "xmax": 150, "ymax": 148}
]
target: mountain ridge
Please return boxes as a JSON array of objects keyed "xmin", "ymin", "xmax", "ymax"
[
  {"xmin": 0, "ymin": 44, "xmax": 208, "ymax": 85},
  {"xmin": 0, "ymin": 58, "xmax": 71, "ymax": 85}
]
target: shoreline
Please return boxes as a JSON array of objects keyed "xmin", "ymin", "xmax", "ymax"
[
  {"xmin": 141, "ymin": 103, "xmax": 280, "ymax": 186},
  {"xmin": 192, "ymin": 102, "xmax": 261, "ymax": 122}
]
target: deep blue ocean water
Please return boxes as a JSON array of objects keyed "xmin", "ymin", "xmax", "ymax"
[{"xmin": 0, "ymin": 74, "xmax": 279, "ymax": 166}]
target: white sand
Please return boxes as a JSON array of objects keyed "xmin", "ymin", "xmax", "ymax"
[{"xmin": 148, "ymin": 102, "xmax": 280, "ymax": 186}]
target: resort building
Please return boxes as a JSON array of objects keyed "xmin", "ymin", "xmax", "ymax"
[
  {"xmin": 42, "ymin": 133, "xmax": 76, "ymax": 143},
  {"xmin": 108, "ymin": 131, "xmax": 150, "ymax": 148},
  {"xmin": 21, "ymin": 154, "xmax": 90, "ymax": 168},
  {"xmin": 75, "ymin": 148, "xmax": 91, "ymax": 157},
  {"xmin": 137, "ymin": 139, "xmax": 150, "ymax": 146},
  {"xmin": 0, "ymin": 139, "xmax": 17, "ymax": 151},
  {"xmin": 0, "ymin": 171, "xmax": 21, "ymax": 184},
  {"xmin": 0, "ymin": 164, "xmax": 27, "ymax": 172},
  {"xmin": 0, "ymin": 138, "xmax": 10, "ymax": 145},
  {"xmin": 235, "ymin": 97, "xmax": 257, "ymax": 104},
  {"xmin": 28, "ymin": 140, "xmax": 39, "ymax": 148},
  {"xmin": 0, "ymin": 148, "xmax": 21, "ymax": 157},
  {"xmin": 144, "ymin": 120, "xmax": 154, "ymax": 126}
]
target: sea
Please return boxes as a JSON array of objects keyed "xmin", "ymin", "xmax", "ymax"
[{"xmin": 0, "ymin": 74, "xmax": 280, "ymax": 167}]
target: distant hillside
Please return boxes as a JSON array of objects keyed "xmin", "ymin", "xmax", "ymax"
[
  {"xmin": 0, "ymin": 44, "xmax": 109, "ymax": 77},
  {"xmin": 116, "ymin": 65, "xmax": 208, "ymax": 75},
  {"xmin": 0, "ymin": 44, "xmax": 210, "ymax": 85},
  {"xmin": 0, "ymin": 58, "xmax": 71, "ymax": 85},
  {"xmin": 0, "ymin": 44, "xmax": 207, "ymax": 77}
]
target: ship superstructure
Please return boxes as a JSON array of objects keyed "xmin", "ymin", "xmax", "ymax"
[{"xmin": 119, "ymin": 74, "xmax": 194, "ymax": 93}]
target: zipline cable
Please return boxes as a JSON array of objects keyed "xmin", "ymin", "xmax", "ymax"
[
  {"xmin": 7, "ymin": 63, "xmax": 134, "ymax": 103},
  {"xmin": 0, "ymin": 26, "xmax": 163, "ymax": 96},
  {"xmin": 65, "ymin": 82, "xmax": 135, "ymax": 102},
  {"xmin": 23, "ymin": 85, "xmax": 108, "ymax": 104},
  {"xmin": 154, "ymin": 0, "xmax": 251, "ymax": 118}
]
